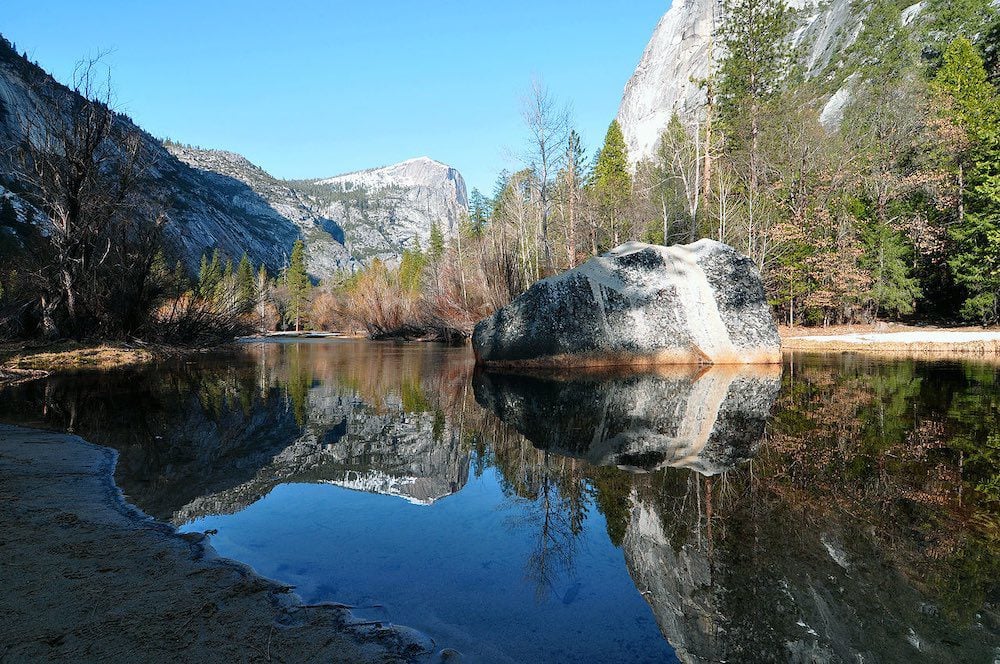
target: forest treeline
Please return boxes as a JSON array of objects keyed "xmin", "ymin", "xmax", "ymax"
[
  {"xmin": 313, "ymin": 0, "xmax": 1000, "ymax": 337},
  {"xmin": 1, "ymin": 0, "xmax": 999, "ymax": 343}
]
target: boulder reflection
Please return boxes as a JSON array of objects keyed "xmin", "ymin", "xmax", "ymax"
[{"xmin": 474, "ymin": 365, "xmax": 781, "ymax": 475}]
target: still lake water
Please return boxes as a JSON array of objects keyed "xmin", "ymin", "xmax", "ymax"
[{"xmin": 2, "ymin": 339, "xmax": 999, "ymax": 662}]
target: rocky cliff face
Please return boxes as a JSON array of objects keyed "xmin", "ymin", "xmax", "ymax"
[
  {"xmin": 169, "ymin": 148, "xmax": 470, "ymax": 271},
  {"xmin": 298, "ymin": 156, "xmax": 469, "ymax": 263},
  {"xmin": 165, "ymin": 145, "xmax": 356, "ymax": 278},
  {"xmin": 0, "ymin": 37, "xmax": 467, "ymax": 279},
  {"xmin": 0, "ymin": 41, "xmax": 304, "ymax": 276},
  {"xmin": 616, "ymin": 0, "xmax": 867, "ymax": 164}
]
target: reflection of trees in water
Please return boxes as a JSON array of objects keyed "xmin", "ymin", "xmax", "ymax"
[
  {"xmin": 224, "ymin": 348, "xmax": 1000, "ymax": 633},
  {"xmin": 497, "ymin": 447, "xmax": 590, "ymax": 600},
  {"xmin": 470, "ymin": 355, "xmax": 1000, "ymax": 660},
  {"xmin": 769, "ymin": 355, "xmax": 1000, "ymax": 627}
]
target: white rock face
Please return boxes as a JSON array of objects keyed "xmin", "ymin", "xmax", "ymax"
[
  {"xmin": 818, "ymin": 73, "xmax": 856, "ymax": 130},
  {"xmin": 168, "ymin": 148, "xmax": 470, "ymax": 275},
  {"xmin": 616, "ymin": 0, "xmax": 717, "ymax": 166},
  {"xmin": 309, "ymin": 157, "xmax": 469, "ymax": 262},
  {"xmin": 616, "ymin": 0, "xmax": 866, "ymax": 164},
  {"xmin": 473, "ymin": 240, "xmax": 782, "ymax": 367}
]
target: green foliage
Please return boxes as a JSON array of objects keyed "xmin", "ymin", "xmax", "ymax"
[
  {"xmin": 948, "ymin": 366, "xmax": 1000, "ymax": 504},
  {"xmin": 861, "ymin": 221, "xmax": 922, "ymax": 317},
  {"xmin": 846, "ymin": 0, "xmax": 916, "ymax": 82},
  {"xmin": 587, "ymin": 465, "xmax": 632, "ymax": 547},
  {"xmin": 172, "ymin": 261, "xmax": 190, "ymax": 296},
  {"xmin": 286, "ymin": 346, "xmax": 312, "ymax": 426},
  {"xmin": 286, "ymin": 239, "xmax": 311, "ymax": 330},
  {"xmin": 591, "ymin": 121, "xmax": 631, "ymax": 244},
  {"xmin": 468, "ymin": 188, "xmax": 491, "ymax": 235},
  {"xmin": 400, "ymin": 376, "xmax": 430, "ymax": 413},
  {"xmin": 235, "ymin": 252, "xmax": 256, "ymax": 310},
  {"xmin": 933, "ymin": 37, "xmax": 999, "ymax": 134},
  {"xmin": 198, "ymin": 250, "xmax": 223, "ymax": 300},
  {"xmin": 950, "ymin": 215, "xmax": 1000, "ymax": 323},
  {"xmin": 935, "ymin": 38, "xmax": 1000, "ymax": 323},
  {"xmin": 593, "ymin": 121, "xmax": 630, "ymax": 199},
  {"xmin": 923, "ymin": 0, "xmax": 998, "ymax": 55},
  {"xmin": 398, "ymin": 241, "xmax": 427, "ymax": 292},
  {"xmin": 428, "ymin": 222, "xmax": 445, "ymax": 261},
  {"xmin": 985, "ymin": 19, "xmax": 1000, "ymax": 85},
  {"xmin": 716, "ymin": 0, "xmax": 791, "ymax": 137}
]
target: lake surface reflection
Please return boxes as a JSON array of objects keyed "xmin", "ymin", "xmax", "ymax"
[{"xmin": 1, "ymin": 340, "xmax": 998, "ymax": 662}]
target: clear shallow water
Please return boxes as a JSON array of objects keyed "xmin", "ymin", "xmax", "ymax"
[{"xmin": 1, "ymin": 340, "xmax": 998, "ymax": 662}]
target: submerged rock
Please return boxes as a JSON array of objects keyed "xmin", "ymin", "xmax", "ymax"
[
  {"xmin": 473, "ymin": 364, "xmax": 781, "ymax": 476},
  {"xmin": 473, "ymin": 240, "xmax": 781, "ymax": 368}
]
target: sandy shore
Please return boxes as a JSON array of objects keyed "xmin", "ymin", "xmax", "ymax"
[
  {"xmin": 0, "ymin": 424, "xmax": 445, "ymax": 663},
  {"xmin": 780, "ymin": 325, "xmax": 1000, "ymax": 357}
]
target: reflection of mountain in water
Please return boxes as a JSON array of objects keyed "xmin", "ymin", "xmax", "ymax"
[
  {"xmin": 174, "ymin": 391, "xmax": 470, "ymax": 523},
  {"xmin": 474, "ymin": 366, "xmax": 781, "ymax": 475},
  {"xmin": 621, "ymin": 482, "xmax": 998, "ymax": 664},
  {"xmin": 0, "ymin": 342, "xmax": 473, "ymax": 523}
]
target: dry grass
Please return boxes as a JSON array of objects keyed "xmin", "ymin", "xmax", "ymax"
[{"xmin": 0, "ymin": 342, "xmax": 164, "ymax": 387}]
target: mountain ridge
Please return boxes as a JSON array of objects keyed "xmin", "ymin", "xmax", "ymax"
[{"xmin": 0, "ymin": 35, "xmax": 468, "ymax": 281}]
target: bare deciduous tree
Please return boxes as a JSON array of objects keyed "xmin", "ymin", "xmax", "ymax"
[
  {"xmin": 520, "ymin": 80, "xmax": 570, "ymax": 274},
  {"xmin": 14, "ymin": 56, "xmax": 165, "ymax": 338}
]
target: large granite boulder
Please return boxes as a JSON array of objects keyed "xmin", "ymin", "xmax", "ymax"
[{"xmin": 473, "ymin": 240, "xmax": 781, "ymax": 367}]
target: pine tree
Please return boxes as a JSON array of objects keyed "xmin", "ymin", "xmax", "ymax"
[
  {"xmin": 236, "ymin": 252, "xmax": 256, "ymax": 311},
  {"xmin": 862, "ymin": 222, "xmax": 922, "ymax": 319},
  {"xmin": 198, "ymin": 250, "xmax": 223, "ymax": 300},
  {"xmin": 198, "ymin": 253, "xmax": 208, "ymax": 282},
  {"xmin": 592, "ymin": 120, "xmax": 632, "ymax": 247},
  {"xmin": 399, "ymin": 240, "xmax": 427, "ymax": 292},
  {"xmin": 428, "ymin": 222, "xmax": 445, "ymax": 261},
  {"xmin": 716, "ymin": 0, "xmax": 790, "ymax": 140},
  {"xmin": 216, "ymin": 255, "xmax": 235, "ymax": 304},
  {"xmin": 935, "ymin": 38, "xmax": 1000, "ymax": 323},
  {"xmin": 468, "ymin": 189, "xmax": 491, "ymax": 236},
  {"xmin": 172, "ymin": 261, "xmax": 190, "ymax": 297},
  {"xmin": 715, "ymin": 0, "xmax": 791, "ymax": 271},
  {"xmin": 286, "ymin": 240, "xmax": 311, "ymax": 331},
  {"xmin": 562, "ymin": 129, "xmax": 587, "ymax": 264}
]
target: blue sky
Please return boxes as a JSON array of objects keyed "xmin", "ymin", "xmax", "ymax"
[{"xmin": 4, "ymin": 1, "xmax": 666, "ymax": 194}]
